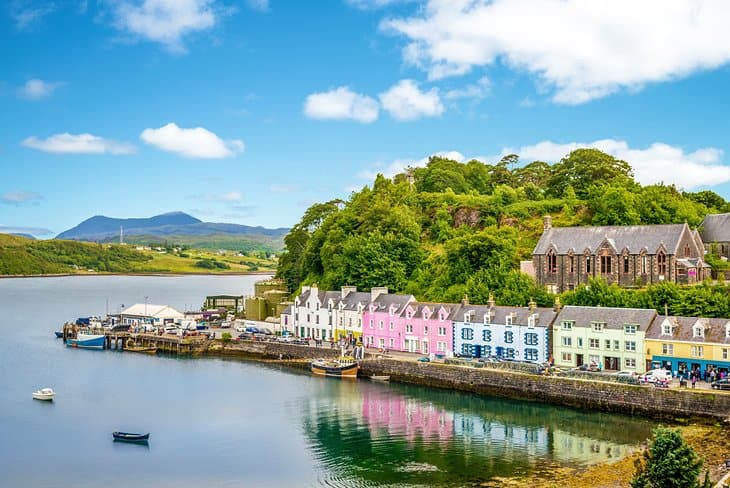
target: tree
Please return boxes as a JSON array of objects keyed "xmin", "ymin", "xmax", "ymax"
[
  {"xmin": 631, "ymin": 427, "xmax": 707, "ymax": 488},
  {"xmin": 547, "ymin": 149, "xmax": 634, "ymax": 198}
]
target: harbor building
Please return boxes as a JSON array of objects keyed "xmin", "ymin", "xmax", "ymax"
[
  {"xmin": 118, "ymin": 303, "xmax": 184, "ymax": 327},
  {"xmin": 362, "ymin": 291, "xmax": 415, "ymax": 351}
]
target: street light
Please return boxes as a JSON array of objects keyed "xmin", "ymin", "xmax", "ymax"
[{"xmin": 144, "ymin": 296, "xmax": 149, "ymax": 325}]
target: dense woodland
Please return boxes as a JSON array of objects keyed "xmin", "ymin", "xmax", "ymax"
[{"xmin": 277, "ymin": 149, "xmax": 730, "ymax": 317}]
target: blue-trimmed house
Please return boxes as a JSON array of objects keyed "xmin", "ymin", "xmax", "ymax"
[{"xmin": 452, "ymin": 298, "xmax": 558, "ymax": 363}]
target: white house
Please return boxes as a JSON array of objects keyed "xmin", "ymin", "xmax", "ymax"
[{"xmin": 119, "ymin": 303, "xmax": 185, "ymax": 327}]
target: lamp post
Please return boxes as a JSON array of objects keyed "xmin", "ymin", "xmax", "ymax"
[{"xmin": 144, "ymin": 296, "xmax": 149, "ymax": 325}]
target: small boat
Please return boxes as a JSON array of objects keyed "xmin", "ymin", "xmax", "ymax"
[
  {"xmin": 125, "ymin": 345, "xmax": 157, "ymax": 354},
  {"xmin": 54, "ymin": 331, "xmax": 64, "ymax": 339},
  {"xmin": 369, "ymin": 375, "xmax": 390, "ymax": 382},
  {"xmin": 66, "ymin": 333, "xmax": 105, "ymax": 350},
  {"xmin": 311, "ymin": 357, "xmax": 359, "ymax": 378},
  {"xmin": 113, "ymin": 432, "xmax": 150, "ymax": 443},
  {"xmin": 32, "ymin": 388, "xmax": 55, "ymax": 401}
]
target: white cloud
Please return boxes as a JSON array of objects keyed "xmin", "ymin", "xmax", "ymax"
[
  {"xmin": 444, "ymin": 76, "xmax": 490, "ymax": 100},
  {"xmin": 304, "ymin": 87, "xmax": 379, "ymax": 123},
  {"xmin": 17, "ymin": 79, "xmax": 63, "ymax": 100},
  {"xmin": 501, "ymin": 139, "xmax": 730, "ymax": 190},
  {"xmin": 11, "ymin": 1, "xmax": 55, "ymax": 30},
  {"xmin": 22, "ymin": 133, "xmax": 136, "ymax": 155},
  {"xmin": 246, "ymin": 0, "xmax": 269, "ymax": 12},
  {"xmin": 382, "ymin": 0, "xmax": 730, "ymax": 104},
  {"xmin": 140, "ymin": 123, "xmax": 244, "ymax": 158},
  {"xmin": 0, "ymin": 225, "xmax": 53, "ymax": 236},
  {"xmin": 359, "ymin": 150, "xmax": 467, "ymax": 180},
  {"xmin": 1, "ymin": 191, "xmax": 43, "ymax": 205},
  {"xmin": 379, "ymin": 79, "xmax": 444, "ymax": 120},
  {"xmin": 112, "ymin": 0, "xmax": 217, "ymax": 52},
  {"xmin": 220, "ymin": 191, "xmax": 242, "ymax": 201},
  {"xmin": 345, "ymin": 0, "xmax": 411, "ymax": 9}
]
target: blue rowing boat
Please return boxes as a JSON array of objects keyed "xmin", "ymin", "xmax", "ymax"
[
  {"xmin": 113, "ymin": 432, "xmax": 150, "ymax": 442},
  {"xmin": 66, "ymin": 333, "xmax": 105, "ymax": 350}
]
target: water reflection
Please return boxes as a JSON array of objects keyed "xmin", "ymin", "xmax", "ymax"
[{"xmin": 301, "ymin": 380, "xmax": 653, "ymax": 487}]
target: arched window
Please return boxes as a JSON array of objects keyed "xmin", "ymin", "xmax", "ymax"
[
  {"xmin": 547, "ymin": 250, "xmax": 557, "ymax": 273},
  {"xmin": 684, "ymin": 244, "xmax": 691, "ymax": 257},
  {"xmin": 657, "ymin": 251, "xmax": 667, "ymax": 276}
]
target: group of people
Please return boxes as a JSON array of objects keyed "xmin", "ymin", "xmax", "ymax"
[{"xmin": 678, "ymin": 367, "xmax": 726, "ymax": 388}]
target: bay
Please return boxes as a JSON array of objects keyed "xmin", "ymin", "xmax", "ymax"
[{"xmin": 0, "ymin": 275, "xmax": 655, "ymax": 487}]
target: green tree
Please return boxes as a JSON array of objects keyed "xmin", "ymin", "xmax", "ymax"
[
  {"xmin": 547, "ymin": 149, "xmax": 634, "ymax": 198},
  {"xmin": 631, "ymin": 427, "xmax": 706, "ymax": 488}
]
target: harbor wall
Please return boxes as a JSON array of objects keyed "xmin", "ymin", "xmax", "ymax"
[{"xmin": 204, "ymin": 340, "xmax": 730, "ymax": 422}]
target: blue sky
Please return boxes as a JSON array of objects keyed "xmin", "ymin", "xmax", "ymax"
[{"xmin": 3, "ymin": 0, "xmax": 730, "ymax": 237}]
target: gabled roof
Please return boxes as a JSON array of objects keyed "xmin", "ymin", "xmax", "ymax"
[
  {"xmin": 121, "ymin": 303, "xmax": 184, "ymax": 318},
  {"xmin": 339, "ymin": 291, "xmax": 371, "ymax": 310},
  {"xmin": 403, "ymin": 302, "xmax": 462, "ymax": 320},
  {"xmin": 454, "ymin": 305, "xmax": 557, "ymax": 328},
  {"xmin": 646, "ymin": 315, "xmax": 730, "ymax": 344},
  {"xmin": 555, "ymin": 306, "xmax": 656, "ymax": 330},
  {"xmin": 533, "ymin": 223, "xmax": 691, "ymax": 255},
  {"xmin": 369, "ymin": 293, "xmax": 414, "ymax": 314},
  {"xmin": 700, "ymin": 213, "xmax": 730, "ymax": 243}
]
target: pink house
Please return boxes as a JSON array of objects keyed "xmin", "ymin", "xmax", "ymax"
[
  {"xmin": 363, "ymin": 294, "xmax": 458, "ymax": 357},
  {"xmin": 362, "ymin": 292, "xmax": 414, "ymax": 352}
]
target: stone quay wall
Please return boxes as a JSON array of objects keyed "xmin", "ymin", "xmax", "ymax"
[{"xmin": 201, "ymin": 340, "xmax": 730, "ymax": 422}]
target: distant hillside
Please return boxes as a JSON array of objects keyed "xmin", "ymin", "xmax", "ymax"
[
  {"xmin": 56, "ymin": 212, "xmax": 288, "ymax": 252},
  {"xmin": 9, "ymin": 233, "xmax": 36, "ymax": 240}
]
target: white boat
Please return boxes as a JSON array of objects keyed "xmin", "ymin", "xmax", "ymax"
[
  {"xmin": 369, "ymin": 375, "xmax": 390, "ymax": 382},
  {"xmin": 32, "ymin": 388, "xmax": 55, "ymax": 401}
]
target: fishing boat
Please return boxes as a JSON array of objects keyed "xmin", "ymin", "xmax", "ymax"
[
  {"xmin": 369, "ymin": 375, "xmax": 390, "ymax": 382},
  {"xmin": 112, "ymin": 432, "xmax": 150, "ymax": 443},
  {"xmin": 311, "ymin": 357, "xmax": 359, "ymax": 378},
  {"xmin": 32, "ymin": 388, "xmax": 55, "ymax": 401},
  {"xmin": 54, "ymin": 331, "xmax": 64, "ymax": 339},
  {"xmin": 66, "ymin": 333, "xmax": 105, "ymax": 350}
]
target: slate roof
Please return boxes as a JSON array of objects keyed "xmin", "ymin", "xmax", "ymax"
[
  {"xmin": 555, "ymin": 305, "xmax": 656, "ymax": 330},
  {"xmin": 339, "ymin": 291, "xmax": 371, "ymax": 310},
  {"xmin": 403, "ymin": 302, "xmax": 462, "ymax": 320},
  {"xmin": 533, "ymin": 223, "xmax": 690, "ymax": 255},
  {"xmin": 281, "ymin": 305, "xmax": 292, "ymax": 315},
  {"xmin": 453, "ymin": 305, "xmax": 557, "ymax": 328},
  {"xmin": 295, "ymin": 288, "xmax": 342, "ymax": 307},
  {"xmin": 369, "ymin": 293, "xmax": 414, "ymax": 314},
  {"xmin": 646, "ymin": 315, "xmax": 730, "ymax": 345},
  {"xmin": 700, "ymin": 213, "xmax": 730, "ymax": 243}
]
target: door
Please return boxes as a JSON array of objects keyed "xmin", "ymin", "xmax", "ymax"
[
  {"xmin": 604, "ymin": 357, "xmax": 619, "ymax": 371},
  {"xmin": 576, "ymin": 354, "xmax": 584, "ymax": 367},
  {"xmin": 422, "ymin": 341, "xmax": 429, "ymax": 354}
]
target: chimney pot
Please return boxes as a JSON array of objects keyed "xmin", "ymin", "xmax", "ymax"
[{"xmin": 543, "ymin": 215, "xmax": 552, "ymax": 231}]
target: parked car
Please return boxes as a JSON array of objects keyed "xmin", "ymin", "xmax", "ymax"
[
  {"xmin": 235, "ymin": 325, "xmax": 246, "ymax": 333},
  {"xmin": 220, "ymin": 321, "xmax": 231, "ymax": 329},
  {"xmin": 615, "ymin": 370, "xmax": 638, "ymax": 377},
  {"xmin": 245, "ymin": 326, "xmax": 259, "ymax": 334},
  {"xmin": 417, "ymin": 356, "xmax": 430, "ymax": 362},
  {"xmin": 642, "ymin": 369, "xmax": 672, "ymax": 383},
  {"xmin": 711, "ymin": 378, "xmax": 730, "ymax": 390},
  {"xmin": 573, "ymin": 364, "xmax": 599, "ymax": 372}
]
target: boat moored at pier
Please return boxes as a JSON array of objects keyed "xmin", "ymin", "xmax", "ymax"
[
  {"xmin": 66, "ymin": 333, "xmax": 105, "ymax": 350},
  {"xmin": 311, "ymin": 357, "xmax": 359, "ymax": 378}
]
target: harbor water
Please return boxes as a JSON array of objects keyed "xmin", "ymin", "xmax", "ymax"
[{"xmin": 0, "ymin": 275, "xmax": 656, "ymax": 487}]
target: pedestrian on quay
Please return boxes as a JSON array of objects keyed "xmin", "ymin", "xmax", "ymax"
[{"xmin": 691, "ymin": 375, "xmax": 697, "ymax": 389}]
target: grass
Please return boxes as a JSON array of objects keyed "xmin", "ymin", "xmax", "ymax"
[{"xmin": 135, "ymin": 249, "xmax": 276, "ymax": 274}]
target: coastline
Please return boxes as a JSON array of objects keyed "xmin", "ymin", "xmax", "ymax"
[{"xmin": 0, "ymin": 271, "xmax": 275, "ymax": 279}]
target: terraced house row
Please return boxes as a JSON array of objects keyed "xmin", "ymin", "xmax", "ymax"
[{"xmin": 281, "ymin": 285, "xmax": 730, "ymax": 375}]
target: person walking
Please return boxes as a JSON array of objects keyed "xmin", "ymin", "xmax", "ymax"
[{"xmin": 691, "ymin": 375, "xmax": 697, "ymax": 389}]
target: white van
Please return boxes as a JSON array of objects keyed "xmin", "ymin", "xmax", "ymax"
[{"xmin": 642, "ymin": 369, "xmax": 672, "ymax": 383}]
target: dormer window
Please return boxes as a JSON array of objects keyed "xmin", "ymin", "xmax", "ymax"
[
  {"xmin": 693, "ymin": 324, "xmax": 704, "ymax": 338},
  {"xmin": 662, "ymin": 322, "xmax": 673, "ymax": 335},
  {"xmin": 464, "ymin": 312, "xmax": 471, "ymax": 324},
  {"xmin": 527, "ymin": 314, "xmax": 537, "ymax": 328},
  {"xmin": 726, "ymin": 324, "xmax": 730, "ymax": 339},
  {"xmin": 591, "ymin": 322, "xmax": 604, "ymax": 332},
  {"xmin": 505, "ymin": 315, "xmax": 513, "ymax": 326},
  {"xmin": 439, "ymin": 313, "xmax": 445, "ymax": 322}
]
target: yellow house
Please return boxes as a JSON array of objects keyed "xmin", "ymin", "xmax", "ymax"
[{"xmin": 645, "ymin": 316, "xmax": 730, "ymax": 377}]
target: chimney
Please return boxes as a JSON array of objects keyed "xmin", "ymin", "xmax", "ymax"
[
  {"xmin": 341, "ymin": 286, "xmax": 357, "ymax": 299},
  {"xmin": 310, "ymin": 283, "xmax": 319, "ymax": 297},
  {"xmin": 528, "ymin": 299, "xmax": 536, "ymax": 312},
  {"xmin": 543, "ymin": 215, "xmax": 552, "ymax": 231},
  {"xmin": 371, "ymin": 287, "xmax": 388, "ymax": 302},
  {"xmin": 487, "ymin": 293, "xmax": 495, "ymax": 309},
  {"xmin": 553, "ymin": 296, "xmax": 562, "ymax": 313},
  {"xmin": 301, "ymin": 285, "xmax": 311, "ymax": 293},
  {"xmin": 462, "ymin": 294, "xmax": 469, "ymax": 306},
  {"xmin": 664, "ymin": 303, "xmax": 668, "ymax": 316}
]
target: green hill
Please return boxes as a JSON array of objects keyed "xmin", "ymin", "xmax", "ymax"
[{"xmin": 276, "ymin": 148, "xmax": 730, "ymax": 310}]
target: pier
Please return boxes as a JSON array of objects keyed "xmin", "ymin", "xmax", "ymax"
[{"xmin": 62, "ymin": 323, "xmax": 207, "ymax": 354}]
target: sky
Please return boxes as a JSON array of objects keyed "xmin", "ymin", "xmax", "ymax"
[{"xmin": 3, "ymin": 0, "xmax": 730, "ymax": 237}]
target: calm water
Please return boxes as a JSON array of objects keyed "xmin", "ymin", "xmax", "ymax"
[{"xmin": 0, "ymin": 276, "xmax": 656, "ymax": 487}]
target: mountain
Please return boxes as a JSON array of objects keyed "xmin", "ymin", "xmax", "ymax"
[{"xmin": 56, "ymin": 212, "xmax": 289, "ymax": 252}]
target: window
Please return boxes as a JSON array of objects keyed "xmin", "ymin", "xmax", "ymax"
[
  {"xmin": 726, "ymin": 325, "xmax": 730, "ymax": 339},
  {"xmin": 369, "ymin": 319, "xmax": 374, "ymax": 329},
  {"xmin": 295, "ymin": 313, "xmax": 299, "ymax": 321},
  {"xmin": 461, "ymin": 328, "xmax": 473, "ymax": 340},
  {"xmin": 614, "ymin": 340, "xmax": 620, "ymax": 350},
  {"xmin": 693, "ymin": 325, "xmax": 704, "ymax": 338},
  {"xmin": 389, "ymin": 338, "xmax": 394, "ymax": 348},
  {"xmin": 482, "ymin": 330, "xmax": 492, "ymax": 342},
  {"xmin": 589, "ymin": 338, "xmax": 600, "ymax": 348},
  {"xmin": 561, "ymin": 336, "xmax": 572, "ymax": 346},
  {"xmin": 424, "ymin": 326, "xmax": 428, "ymax": 335},
  {"xmin": 561, "ymin": 321, "xmax": 573, "ymax": 330},
  {"xmin": 504, "ymin": 331, "xmax": 514, "ymax": 343},
  {"xmin": 315, "ymin": 315, "xmax": 319, "ymax": 324},
  {"xmin": 586, "ymin": 256, "xmax": 592, "ymax": 273},
  {"xmin": 600, "ymin": 255, "xmax": 612, "ymax": 274},
  {"xmin": 527, "ymin": 315, "xmax": 536, "ymax": 328},
  {"xmin": 483, "ymin": 345, "xmax": 492, "ymax": 356},
  {"xmin": 505, "ymin": 315, "xmax": 513, "ymax": 326},
  {"xmin": 684, "ymin": 244, "xmax": 691, "ymax": 257},
  {"xmin": 437, "ymin": 341, "xmax": 447, "ymax": 352},
  {"xmin": 625, "ymin": 358, "xmax": 636, "ymax": 368},
  {"xmin": 569, "ymin": 255, "xmax": 575, "ymax": 273},
  {"xmin": 438, "ymin": 327, "xmax": 446, "ymax": 336},
  {"xmin": 379, "ymin": 338, "xmax": 385, "ymax": 348},
  {"xmin": 641, "ymin": 254, "xmax": 647, "ymax": 274},
  {"xmin": 406, "ymin": 324, "xmax": 413, "ymax": 333},
  {"xmin": 723, "ymin": 348, "xmax": 728, "ymax": 360},
  {"xmin": 605, "ymin": 339, "xmax": 611, "ymax": 350},
  {"xmin": 657, "ymin": 251, "xmax": 667, "ymax": 276},
  {"xmin": 524, "ymin": 349, "xmax": 538, "ymax": 361},
  {"xmin": 577, "ymin": 338, "xmax": 583, "ymax": 347},
  {"xmin": 348, "ymin": 318, "xmax": 352, "ymax": 327},
  {"xmin": 691, "ymin": 345, "xmax": 704, "ymax": 358},
  {"xmin": 461, "ymin": 344, "xmax": 474, "ymax": 356},
  {"xmin": 662, "ymin": 343, "xmax": 674, "ymax": 355},
  {"xmin": 505, "ymin": 348, "xmax": 516, "ymax": 359},
  {"xmin": 378, "ymin": 320, "xmax": 384, "ymax": 330},
  {"xmin": 591, "ymin": 322, "xmax": 604, "ymax": 332},
  {"xmin": 389, "ymin": 321, "xmax": 394, "ymax": 331},
  {"xmin": 307, "ymin": 314, "xmax": 310, "ymax": 323},
  {"xmin": 623, "ymin": 255, "xmax": 629, "ymax": 273},
  {"xmin": 524, "ymin": 333, "xmax": 538, "ymax": 346},
  {"xmin": 662, "ymin": 323, "xmax": 672, "ymax": 335},
  {"xmin": 547, "ymin": 250, "xmax": 557, "ymax": 273},
  {"xmin": 329, "ymin": 316, "xmax": 332, "ymax": 325},
  {"xmin": 561, "ymin": 352, "xmax": 572, "ymax": 362},
  {"xmin": 625, "ymin": 341, "xmax": 636, "ymax": 352},
  {"xmin": 624, "ymin": 324, "xmax": 637, "ymax": 334}
]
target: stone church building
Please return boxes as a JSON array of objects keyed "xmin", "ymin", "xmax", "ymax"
[
  {"xmin": 533, "ymin": 216, "xmax": 710, "ymax": 293},
  {"xmin": 700, "ymin": 213, "xmax": 730, "ymax": 259}
]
